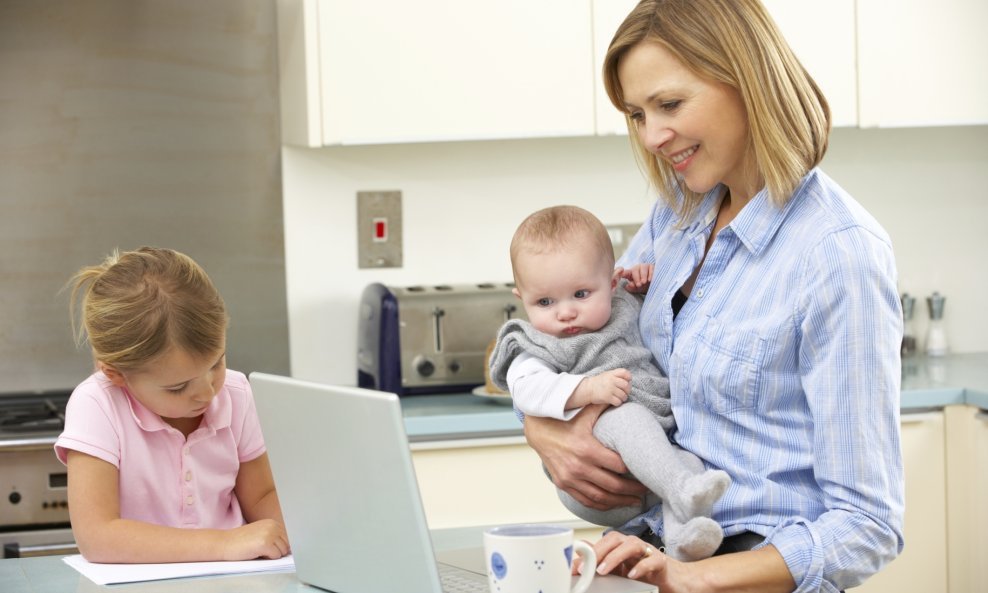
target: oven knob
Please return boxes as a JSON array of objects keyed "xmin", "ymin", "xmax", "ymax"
[
  {"xmin": 8, "ymin": 491, "xmax": 20, "ymax": 505},
  {"xmin": 448, "ymin": 360, "xmax": 461, "ymax": 373},
  {"xmin": 414, "ymin": 356, "xmax": 435, "ymax": 378}
]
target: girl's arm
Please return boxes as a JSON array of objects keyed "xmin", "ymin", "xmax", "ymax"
[
  {"xmin": 67, "ymin": 450, "xmax": 289, "ymax": 563},
  {"xmin": 233, "ymin": 452, "xmax": 286, "ymax": 525}
]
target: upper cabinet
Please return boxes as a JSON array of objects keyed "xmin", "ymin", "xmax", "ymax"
[
  {"xmin": 857, "ymin": 0, "xmax": 988, "ymax": 127},
  {"xmin": 279, "ymin": 0, "xmax": 986, "ymax": 147},
  {"xmin": 761, "ymin": 0, "xmax": 858, "ymax": 128},
  {"xmin": 279, "ymin": 0, "xmax": 594, "ymax": 146}
]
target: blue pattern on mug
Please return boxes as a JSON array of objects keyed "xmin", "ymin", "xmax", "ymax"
[
  {"xmin": 564, "ymin": 545, "xmax": 573, "ymax": 568},
  {"xmin": 490, "ymin": 551, "xmax": 508, "ymax": 579}
]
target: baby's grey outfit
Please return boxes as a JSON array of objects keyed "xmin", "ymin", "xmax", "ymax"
[{"xmin": 489, "ymin": 288, "xmax": 728, "ymax": 555}]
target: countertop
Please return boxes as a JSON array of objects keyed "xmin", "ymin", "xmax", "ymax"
[
  {"xmin": 0, "ymin": 526, "xmax": 493, "ymax": 593},
  {"xmin": 401, "ymin": 352, "xmax": 988, "ymax": 442}
]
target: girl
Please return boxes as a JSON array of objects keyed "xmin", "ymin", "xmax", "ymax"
[{"xmin": 56, "ymin": 246, "xmax": 290, "ymax": 563}]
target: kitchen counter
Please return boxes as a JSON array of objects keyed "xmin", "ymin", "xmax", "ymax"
[
  {"xmin": 402, "ymin": 352, "xmax": 988, "ymax": 442},
  {"xmin": 0, "ymin": 526, "xmax": 495, "ymax": 593}
]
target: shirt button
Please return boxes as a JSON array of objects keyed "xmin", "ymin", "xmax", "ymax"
[
  {"xmin": 695, "ymin": 288, "xmax": 704, "ymax": 298},
  {"xmin": 183, "ymin": 447, "xmax": 190, "ymax": 456},
  {"xmin": 185, "ymin": 471, "xmax": 192, "ymax": 482},
  {"xmin": 186, "ymin": 495, "xmax": 194, "ymax": 505}
]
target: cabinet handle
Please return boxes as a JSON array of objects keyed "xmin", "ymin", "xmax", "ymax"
[{"xmin": 900, "ymin": 410, "xmax": 941, "ymax": 424}]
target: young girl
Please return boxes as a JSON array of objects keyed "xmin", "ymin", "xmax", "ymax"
[{"xmin": 55, "ymin": 246, "xmax": 290, "ymax": 563}]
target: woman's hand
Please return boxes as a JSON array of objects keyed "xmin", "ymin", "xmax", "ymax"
[
  {"xmin": 223, "ymin": 519, "xmax": 291, "ymax": 561},
  {"xmin": 585, "ymin": 531, "xmax": 796, "ymax": 593},
  {"xmin": 523, "ymin": 404, "xmax": 647, "ymax": 510}
]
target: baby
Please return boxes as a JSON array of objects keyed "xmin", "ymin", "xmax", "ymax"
[{"xmin": 488, "ymin": 205, "xmax": 729, "ymax": 561}]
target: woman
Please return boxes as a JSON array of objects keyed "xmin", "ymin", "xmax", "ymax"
[{"xmin": 523, "ymin": 1, "xmax": 904, "ymax": 591}]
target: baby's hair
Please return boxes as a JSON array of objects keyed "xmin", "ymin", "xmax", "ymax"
[
  {"xmin": 67, "ymin": 246, "xmax": 228, "ymax": 372},
  {"xmin": 509, "ymin": 205, "xmax": 615, "ymax": 282}
]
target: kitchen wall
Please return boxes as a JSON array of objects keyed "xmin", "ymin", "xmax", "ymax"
[
  {"xmin": 283, "ymin": 125, "xmax": 988, "ymax": 386},
  {"xmin": 0, "ymin": 0, "xmax": 290, "ymax": 392}
]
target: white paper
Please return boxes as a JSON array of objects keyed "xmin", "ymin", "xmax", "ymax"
[{"xmin": 62, "ymin": 554, "xmax": 295, "ymax": 585}]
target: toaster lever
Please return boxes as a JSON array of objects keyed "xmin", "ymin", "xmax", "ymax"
[{"xmin": 431, "ymin": 307, "xmax": 445, "ymax": 352}]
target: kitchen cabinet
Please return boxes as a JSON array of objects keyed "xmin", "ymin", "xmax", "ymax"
[
  {"xmin": 594, "ymin": 0, "xmax": 858, "ymax": 135},
  {"xmin": 279, "ymin": 0, "xmax": 986, "ymax": 146},
  {"xmin": 945, "ymin": 405, "xmax": 988, "ymax": 593},
  {"xmin": 277, "ymin": 0, "xmax": 595, "ymax": 146},
  {"xmin": 410, "ymin": 437, "xmax": 578, "ymax": 529},
  {"xmin": 856, "ymin": 412, "xmax": 948, "ymax": 593},
  {"xmin": 857, "ymin": 0, "xmax": 988, "ymax": 127}
]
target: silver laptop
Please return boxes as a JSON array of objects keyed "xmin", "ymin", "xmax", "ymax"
[{"xmin": 250, "ymin": 372, "xmax": 656, "ymax": 593}]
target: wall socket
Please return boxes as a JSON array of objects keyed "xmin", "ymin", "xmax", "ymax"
[
  {"xmin": 357, "ymin": 190, "xmax": 403, "ymax": 268},
  {"xmin": 606, "ymin": 223, "xmax": 641, "ymax": 259}
]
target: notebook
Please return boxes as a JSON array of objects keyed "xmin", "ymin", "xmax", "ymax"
[{"xmin": 249, "ymin": 372, "xmax": 657, "ymax": 593}]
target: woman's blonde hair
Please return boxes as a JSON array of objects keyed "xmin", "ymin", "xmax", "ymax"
[
  {"xmin": 68, "ymin": 246, "xmax": 228, "ymax": 372},
  {"xmin": 603, "ymin": 0, "xmax": 831, "ymax": 221},
  {"xmin": 509, "ymin": 205, "xmax": 614, "ymax": 284}
]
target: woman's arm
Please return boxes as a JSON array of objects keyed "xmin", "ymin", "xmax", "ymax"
[
  {"xmin": 524, "ymin": 405, "xmax": 647, "ymax": 510},
  {"xmin": 67, "ymin": 450, "xmax": 289, "ymax": 563},
  {"xmin": 590, "ymin": 531, "xmax": 795, "ymax": 593}
]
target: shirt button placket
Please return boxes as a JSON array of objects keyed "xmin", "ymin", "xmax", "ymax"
[{"xmin": 181, "ymin": 445, "xmax": 197, "ymax": 526}]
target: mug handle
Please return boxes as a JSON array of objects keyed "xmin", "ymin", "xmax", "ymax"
[{"xmin": 571, "ymin": 540, "xmax": 597, "ymax": 593}]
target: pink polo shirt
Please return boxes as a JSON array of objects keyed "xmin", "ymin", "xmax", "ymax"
[{"xmin": 55, "ymin": 369, "xmax": 265, "ymax": 530}]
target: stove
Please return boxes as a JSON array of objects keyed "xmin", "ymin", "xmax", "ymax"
[{"xmin": 0, "ymin": 391, "xmax": 76, "ymax": 557}]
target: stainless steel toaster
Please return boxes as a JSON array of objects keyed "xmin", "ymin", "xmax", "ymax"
[{"xmin": 357, "ymin": 282, "xmax": 526, "ymax": 395}]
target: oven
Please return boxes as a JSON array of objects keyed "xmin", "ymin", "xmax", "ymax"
[{"xmin": 0, "ymin": 392, "xmax": 77, "ymax": 558}]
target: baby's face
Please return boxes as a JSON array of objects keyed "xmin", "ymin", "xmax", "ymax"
[{"xmin": 513, "ymin": 243, "xmax": 616, "ymax": 338}]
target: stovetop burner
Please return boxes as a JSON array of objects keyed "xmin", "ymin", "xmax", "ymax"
[{"xmin": 0, "ymin": 393, "xmax": 71, "ymax": 438}]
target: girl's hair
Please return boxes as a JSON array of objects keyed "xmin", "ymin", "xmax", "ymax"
[
  {"xmin": 509, "ymin": 205, "xmax": 615, "ymax": 283},
  {"xmin": 68, "ymin": 246, "xmax": 228, "ymax": 372},
  {"xmin": 603, "ymin": 0, "xmax": 831, "ymax": 221}
]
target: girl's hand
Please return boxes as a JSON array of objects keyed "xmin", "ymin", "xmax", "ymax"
[
  {"xmin": 523, "ymin": 406, "xmax": 647, "ymax": 510},
  {"xmin": 224, "ymin": 519, "xmax": 291, "ymax": 560}
]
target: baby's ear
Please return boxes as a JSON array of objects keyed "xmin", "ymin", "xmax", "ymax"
[{"xmin": 98, "ymin": 362, "xmax": 127, "ymax": 387}]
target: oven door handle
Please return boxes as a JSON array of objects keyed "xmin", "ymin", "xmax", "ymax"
[{"xmin": 4, "ymin": 541, "xmax": 79, "ymax": 558}]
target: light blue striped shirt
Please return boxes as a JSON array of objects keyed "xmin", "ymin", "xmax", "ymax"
[{"xmin": 617, "ymin": 168, "xmax": 904, "ymax": 592}]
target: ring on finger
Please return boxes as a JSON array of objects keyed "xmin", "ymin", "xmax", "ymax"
[{"xmin": 642, "ymin": 545, "xmax": 653, "ymax": 557}]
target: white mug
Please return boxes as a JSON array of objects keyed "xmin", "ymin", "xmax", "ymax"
[{"xmin": 483, "ymin": 524, "xmax": 596, "ymax": 593}]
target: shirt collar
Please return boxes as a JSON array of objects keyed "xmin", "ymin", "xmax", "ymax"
[
  {"xmin": 121, "ymin": 384, "xmax": 233, "ymax": 435},
  {"xmin": 691, "ymin": 169, "xmax": 816, "ymax": 256}
]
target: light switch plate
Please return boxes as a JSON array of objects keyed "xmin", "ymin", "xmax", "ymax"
[{"xmin": 357, "ymin": 190, "xmax": 403, "ymax": 268}]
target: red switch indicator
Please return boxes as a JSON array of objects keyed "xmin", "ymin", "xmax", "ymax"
[{"xmin": 373, "ymin": 217, "xmax": 388, "ymax": 242}]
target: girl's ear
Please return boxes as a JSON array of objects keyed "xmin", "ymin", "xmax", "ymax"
[{"xmin": 98, "ymin": 362, "xmax": 127, "ymax": 387}]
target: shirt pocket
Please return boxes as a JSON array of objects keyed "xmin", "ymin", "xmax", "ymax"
[{"xmin": 684, "ymin": 315, "xmax": 767, "ymax": 414}]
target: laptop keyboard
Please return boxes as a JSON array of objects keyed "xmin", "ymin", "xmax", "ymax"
[{"xmin": 438, "ymin": 563, "xmax": 488, "ymax": 593}]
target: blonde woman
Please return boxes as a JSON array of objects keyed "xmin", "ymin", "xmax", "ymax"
[
  {"xmin": 524, "ymin": 1, "xmax": 904, "ymax": 591},
  {"xmin": 56, "ymin": 247, "xmax": 289, "ymax": 563}
]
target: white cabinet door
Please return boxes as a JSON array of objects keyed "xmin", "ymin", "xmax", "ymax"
[
  {"xmin": 857, "ymin": 0, "xmax": 988, "ymax": 127},
  {"xmin": 856, "ymin": 412, "xmax": 947, "ymax": 593},
  {"xmin": 316, "ymin": 0, "xmax": 595, "ymax": 145},
  {"xmin": 762, "ymin": 0, "xmax": 857, "ymax": 127},
  {"xmin": 592, "ymin": 0, "xmax": 857, "ymax": 137},
  {"xmin": 591, "ymin": 0, "xmax": 639, "ymax": 136},
  {"xmin": 411, "ymin": 438, "xmax": 580, "ymax": 529},
  {"xmin": 945, "ymin": 405, "xmax": 988, "ymax": 593}
]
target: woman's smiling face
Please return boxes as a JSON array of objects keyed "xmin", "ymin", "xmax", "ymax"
[{"xmin": 618, "ymin": 41, "xmax": 758, "ymax": 200}]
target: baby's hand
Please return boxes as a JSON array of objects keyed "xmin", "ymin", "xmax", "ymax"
[
  {"xmin": 583, "ymin": 368, "xmax": 632, "ymax": 407},
  {"xmin": 223, "ymin": 519, "xmax": 291, "ymax": 561},
  {"xmin": 617, "ymin": 264, "xmax": 654, "ymax": 294}
]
